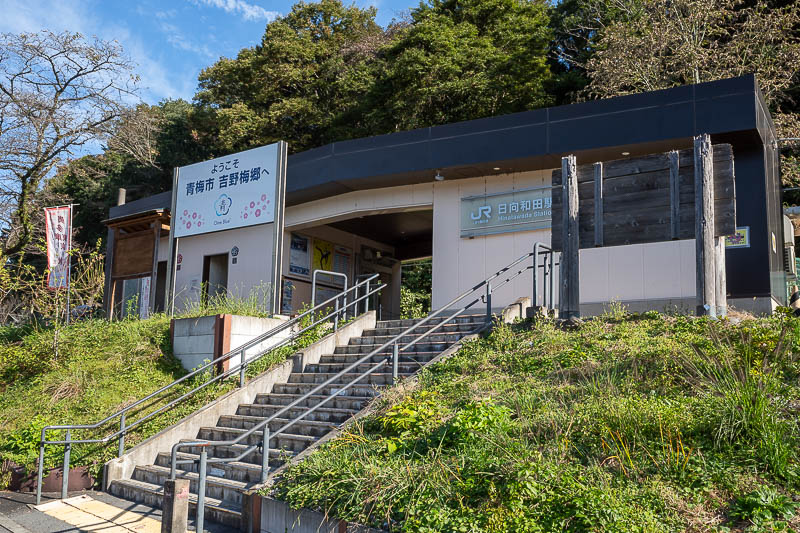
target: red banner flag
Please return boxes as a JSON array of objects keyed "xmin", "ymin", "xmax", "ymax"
[{"xmin": 44, "ymin": 205, "xmax": 72, "ymax": 290}]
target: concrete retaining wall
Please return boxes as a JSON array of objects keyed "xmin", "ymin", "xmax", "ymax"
[
  {"xmin": 103, "ymin": 311, "xmax": 377, "ymax": 489},
  {"xmin": 172, "ymin": 314, "xmax": 294, "ymax": 371},
  {"xmin": 258, "ymin": 496, "xmax": 384, "ymax": 533}
]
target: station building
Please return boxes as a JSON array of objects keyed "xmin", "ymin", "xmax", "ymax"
[{"xmin": 103, "ymin": 75, "xmax": 787, "ymax": 319}]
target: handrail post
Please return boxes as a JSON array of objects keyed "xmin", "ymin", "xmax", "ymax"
[
  {"xmin": 533, "ymin": 244, "xmax": 540, "ymax": 307},
  {"xmin": 260, "ymin": 426, "xmax": 270, "ymax": 483},
  {"xmin": 334, "ymin": 298, "xmax": 340, "ymax": 331},
  {"xmin": 549, "ymin": 250, "xmax": 555, "ymax": 310},
  {"xmin": 61, "ymin": 429, "xmax": 71, "ymax": 500},
  {"xmin": 170, "ymin": 446, "xmax": 178, "ymax": 480},
  {"xmin": 197, "ymin": 448, "xmax": 207, "ymax": 533},
  {"xmin": 36, "ymin": 436, "xmax": 45, "ymax": 505},
  {"xmin": 392, "ymin": 343, "xmax": 399, "ymax": 385},
  {"xmin": 239, "ymin": 350, "xmax": 246, "ymax": 388},
  {"xmin": 485, "ymin": 282, "xmax": 492, "ymax": 323},
  {"xmin": 118, "ymin": 412, "xmax": 126, "ymax": 457}
]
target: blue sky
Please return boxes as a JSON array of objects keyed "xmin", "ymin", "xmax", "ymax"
[{"xmin": 3, "ymin": 0, "xmax": 413, "ymax": 105}]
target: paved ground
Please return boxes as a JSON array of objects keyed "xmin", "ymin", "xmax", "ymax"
[{"xmin": 0, "ymin": 490, "xmax": 237, "ymax": 533}]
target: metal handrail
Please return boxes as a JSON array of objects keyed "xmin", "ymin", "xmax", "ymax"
[
  {"xmin": 35, "ymin": 274, "xmax": 383, "ymax": 504},
  {"xmin": 173, "ymin": 243, "xmax": 559, "ymax": 531}
]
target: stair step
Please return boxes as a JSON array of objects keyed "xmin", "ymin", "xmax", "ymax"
[
  {"xmin": 132, "ymin": 464, "xmax": 247, "ymax": 506},
  {"xmin": 109, "ymin": 478, "xmax": 242, "ymax": 529},
  {"xmin": 288, "ymin": 371, "xmax": 411, "ymax": 385},
  {"xmin": 253, "ymin": 392, "xmax": 373, "ymax": 410},
  {"xmin": 334, "ymin": 342, "xmax": 452, "ymax": 355},
  {"xmin": 217, "ymin": 414, "xmax": 338, "ymax": 438},
  {"xmin": 156, "ymin": 451, "xmax": 278, "ymax": 483},
  {"xmin": 272, "ymin": 381, "xmax": 382, "ymax": 398},
  {"xmin": 106, "ymin": 307, "xmax": 481, "ymax": 530},
  {"xmin": 305, "ymin": 361, "xmax": 424, "ymax": 374},
  {"xmin": 376, "ymin": 315, "xmax": 485, "ymax": 329},
  {"xmin": 362, "ymin": 322, "xmax": 480, "ymax": 337},
  {"xmin": 349, "ymin": 332, "xmax": 469, "ymax": 345},
  {"xmin": 238, "ymin": 403, "xmax": 359, "ymax": 423},
  {"xmin": 178, "ymin": 440, "xmax": 296, "ymax": 465},
  {"xmin": 197, "ymin": 426, "xmax": 317, "ymax": 452},
  {"xmin": 317, "ymin": 352, "xmax": 439, "ymax": 365}
]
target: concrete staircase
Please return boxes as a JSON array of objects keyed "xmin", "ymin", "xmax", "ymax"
[{"xmin": 108, "ymin": 314, "xmax": 486, "ymax": 530}]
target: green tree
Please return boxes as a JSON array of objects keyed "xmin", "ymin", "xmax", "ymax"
[
  {"xmin": 364, "ymin": 0, "xmax": 554, "ymax": 132},
  {"xmin": 196, "ymin": 0, "xmax": 386, "ymax": 153}
]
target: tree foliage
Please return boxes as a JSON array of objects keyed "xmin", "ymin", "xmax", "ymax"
[
  {"xmin": 576, "ymin": 0, "xmax": 800, "ymax": 186},
  {"xmin": 0, "ymin": 31, "xmax": 137, "ymax": 258},
  {"xmin": 364, "ymin": 0, "xmax": 554, "ymax": 132},
  {"xmin": 196, "ymin": 0, "xmax": 385, "ymax": 153}
]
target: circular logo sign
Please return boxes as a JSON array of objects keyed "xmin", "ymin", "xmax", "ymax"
[
  {"xmin": 215, "ymin": 194, "xmax": 232, "ymax": 216},
  {"xmin": 231, "ymin": 246, "xmax": 239, "ymax": 257},
  {"xmin": 177, "ymin": 253, "xmax": 183, "ymax": 264}
]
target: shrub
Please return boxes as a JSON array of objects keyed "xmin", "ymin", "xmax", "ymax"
[{"xmin": 729, "ymin": 486, "xmax": 799, "ymax": 530}]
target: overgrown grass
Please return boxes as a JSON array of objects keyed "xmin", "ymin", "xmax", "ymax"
[
  {"xmin": 178, "ymin": 282, "xmax": 273, "ymax": 318},
  {"xmin": 273, "ymin": 310, "xmax": 800, "ymax": 532},
  {"xmin": 0, "ymin": 301, "xmax": 330, "ymax": 484}
]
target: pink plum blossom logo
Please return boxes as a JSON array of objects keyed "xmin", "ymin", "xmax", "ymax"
[
  {"xmin": 240, "ymin": 194, "xmax": 271, "ymax": 220},
  {"xmin": 178, "ymin": 209, "xmax": 205, "ymax": 231}
]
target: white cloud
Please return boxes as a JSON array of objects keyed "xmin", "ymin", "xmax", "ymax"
[
  {"xmin": 191, "ymin": 0, "xmax": 279, "ymax": 22},
  {"xmin": 159, "ymin": 21, "xmax": 217, "ymax": 60}
]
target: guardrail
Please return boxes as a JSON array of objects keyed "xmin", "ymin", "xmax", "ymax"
[
  {"xmin": 172, "ymin": 243, "xmax": 557, "ymax": 532},
  {"xmin": 35, "ymin": 274, "xmax": 385, "ymax": 505}
]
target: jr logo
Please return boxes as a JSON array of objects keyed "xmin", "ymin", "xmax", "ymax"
[{"xmin": 471, "ymin": 205, "xmax": 491, "ymax": 221}]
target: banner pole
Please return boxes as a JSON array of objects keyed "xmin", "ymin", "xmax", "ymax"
[{"xmin": 65, "ymin": 204, "xmax": 73, "ymax": 326}]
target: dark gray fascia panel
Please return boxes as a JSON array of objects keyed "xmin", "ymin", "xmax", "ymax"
[
  {"xmin": 108, "ymin": 191, "xmax": 172, "ymax": 220},
  {"xmin": 285, "ymin": 75, "xmax": 764, "ymax": 205}
]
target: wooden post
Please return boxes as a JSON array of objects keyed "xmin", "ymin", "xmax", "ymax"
[
  {"xmin": 149, "ymin": 220, "xmax": 160, "ymax": 317},
  {"xmin": 694, "ymin": 134, "xmax": 716, "ymax": 317},
  {"xmin": 715, "ymin": 236, "xmax": 727, "ymax": 317},
  {"xmin": 669, "ymin": 151, "xmax": 680, "ymax": 240},
  {"xmin": 594, "ymin": 162, "xmax": 604, "ymax": 247},
  {"xmin": 559, "ymin": 155, "xmax": 580, "ymax": 319}
]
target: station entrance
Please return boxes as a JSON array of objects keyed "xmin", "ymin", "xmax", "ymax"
[{"xmin": 280, "ymin": 208, "xmax": 433, "ymax": 319}]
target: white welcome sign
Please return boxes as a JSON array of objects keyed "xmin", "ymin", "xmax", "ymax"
[{"xmin": 174, "ymin": 144, "xmax": 280, "ymax": 238}]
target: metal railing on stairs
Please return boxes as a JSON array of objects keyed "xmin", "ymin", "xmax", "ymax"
[
  {"xmin": 35, "ymin": 274, "xmax": 385, "ymax": 505},
  {"xmin": 172, "ymin": 243, "xmax": 558, "ymax": 532}
]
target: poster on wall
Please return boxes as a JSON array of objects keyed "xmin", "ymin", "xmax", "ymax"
[
  {"xmin": 313, "ymin": 239, "xmax": 335, "ymax": 271},
  {"xmin": 281, "ymin": 279, "xmax": 294, "ymax": 314},
  {"xmin": 139, "ymin": 277, "xmax": 151, "ymax": 319},
  {"xmin": 289, "ymin": 234, "xmax": 310, "ymax": 276},
  {"xmin": 331, "ymin": 246, "xmax": 351, "ymax": 287},
  {"xmin": 174, "ymin": 143, "xmax": 281, "ymax": 238},
  {"xmin": 725, "ymin": 227, "xmax": 750, "ymax": 249},
  {"xmin": 314, "ymin": 285, "xmax": 340, "ymax": 308}
]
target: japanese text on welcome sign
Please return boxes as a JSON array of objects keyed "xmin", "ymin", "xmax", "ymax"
[{"xmin": 174, "ymin": 144, "xmax": 279, "ymax": 238}]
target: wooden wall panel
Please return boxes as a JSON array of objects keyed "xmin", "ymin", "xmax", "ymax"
[
  {"xmin": 112, "ymin": 232, "xmax": 155, "ymax": 278},
  {"xmin": 552, "ymin": 144, "xmax": 735, "ymax": 250}
]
